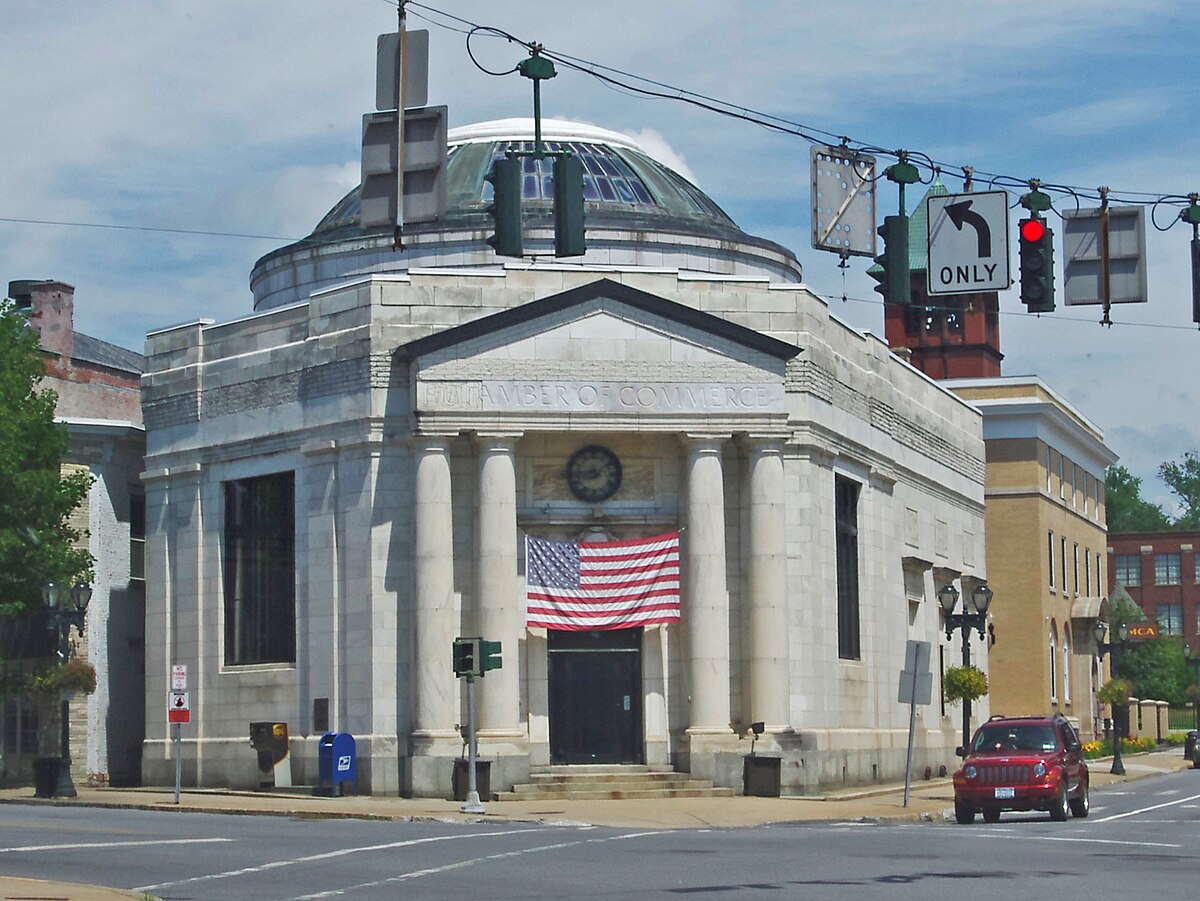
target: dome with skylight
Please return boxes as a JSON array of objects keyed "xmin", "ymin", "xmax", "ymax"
[{"xmin": 250, "ymin": 119, "xmax": 802, "ymax": 310}]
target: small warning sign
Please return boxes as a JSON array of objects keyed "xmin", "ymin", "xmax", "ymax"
[{"xmin": 168, "ymin": 690, "xmax": 190, "ymax": 724}]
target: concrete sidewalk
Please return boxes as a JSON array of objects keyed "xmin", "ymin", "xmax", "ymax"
[{"xmin": 1, "ymin": 749, "xmax": 1192, "ymax": 900}]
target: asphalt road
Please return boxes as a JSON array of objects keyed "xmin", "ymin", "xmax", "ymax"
[{"xmin": 3, "ymin": 773, "xmax": 1199, "ymax": 900}]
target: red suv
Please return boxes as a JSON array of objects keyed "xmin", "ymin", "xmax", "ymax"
[{"xmin": 952, "ymin": 714, "xmax": 1089, "ymax": 824}]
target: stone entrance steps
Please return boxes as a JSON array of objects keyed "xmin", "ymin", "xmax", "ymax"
[{"xmin": 497, "ymin": 765, "xmax": 735, "ymax": 801}]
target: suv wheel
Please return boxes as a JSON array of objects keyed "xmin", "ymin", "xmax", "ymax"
[
  {"xmin": 1049, "ymin": 781, "xmax": 1069, "ymax": 822},
  {"xmin": 954, "ymin": 801, "xmax": 975, "ymax": 824},
  {"xmin": 982, "ymin": 806, "xmax": 1001, "ymax": 823},
  {"xmin": 1069, "ymin": 778, "xmax": 1090, "ymax": 818}
]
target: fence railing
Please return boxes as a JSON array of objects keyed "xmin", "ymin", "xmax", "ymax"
[{"xmin": 1168, "ymin": 706, "xmax": 1197, "ymax": 731}]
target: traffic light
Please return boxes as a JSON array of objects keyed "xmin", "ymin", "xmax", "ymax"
[
  {"xmin": 452, "ymin": 637, "xmax": 479, "ymax": 677},
  {"xmin": 1191, "ymin": 238, "xmax": 1200, "ymax": 326},
  {"xmin": 480, "ymin": 639, "xmax": 502, "ymax": 674},
  {"xmin": 485, "ymin": 157, "xmax": 524, "ymax": 258},
  {"xmin": 553, "ymin": 155, "xmax": 586, "ymax": 257},
  {"xmin": 1019, "ymin": 217, "xmax": 1055, "ymax": 312},
  {"xmin": 870, "ymin": 214, "xmax": 911, "ymax": 305}
]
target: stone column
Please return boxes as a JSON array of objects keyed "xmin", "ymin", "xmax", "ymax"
[
  {"xmin": 474, "ymin": 433, "xmax": 522, "ymax": 737},
  {"xmin": 746, "ymin": 437, "xmax": 791, "ymax": 731},
  {"xmin": 412, "ymin": 435, "xmax": 458, "ymax": 740},
  {"xmin": 684, "ymin": 435, "xmax": 732, "ymax": 735}
]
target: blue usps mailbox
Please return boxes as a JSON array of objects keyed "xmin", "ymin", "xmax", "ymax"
[{"xmin": 316, "ymin": 732, "xmax": 357, "ymax": 796}]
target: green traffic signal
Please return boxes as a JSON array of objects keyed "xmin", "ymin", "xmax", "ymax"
[
  {"xmin": 486, "ymin": 157, "xmax": 524, "ymax": 258},
  {"xmin": 870, "ymin": 214, "xmax": 911, "ymax": 306},
  {"xmin": 480, "ymin": 639, "xmax": 502, "ymax": 674},
  {"xmin": 1019, "ymin": 217, "xmax": 1055, "ymax": 313}
]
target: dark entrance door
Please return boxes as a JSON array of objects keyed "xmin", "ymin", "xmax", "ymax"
[{"xmin": 548, "ymin": 628, "xmax": 643, "ymax": 765}]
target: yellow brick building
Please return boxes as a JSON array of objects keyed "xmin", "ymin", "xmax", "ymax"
[{"xmin": 946, "ymin": 377, "xmax": 1116, "ymax": 739}]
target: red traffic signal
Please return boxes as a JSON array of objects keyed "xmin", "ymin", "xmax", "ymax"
[{"xmin": 1020, "ymin": 218, "xmax": 1046, "ymax": 243}]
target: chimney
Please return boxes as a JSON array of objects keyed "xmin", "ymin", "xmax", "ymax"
[{"xmin": 8, "ymin": 279, "xmax": 75, "ymax": 363}]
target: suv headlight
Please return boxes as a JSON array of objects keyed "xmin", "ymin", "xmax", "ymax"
[
  {"xmin": 1033, "ymin": 762, "xmax": 1048, "ymax": 778},
  {"xmin": 964, "ymin": 765, "xmax": 977, "ymax": 780}
]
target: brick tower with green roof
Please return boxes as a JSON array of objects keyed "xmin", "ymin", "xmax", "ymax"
[{"xmin": 882, "ymin": 179, "xmax": 1003, "ymax": 379}]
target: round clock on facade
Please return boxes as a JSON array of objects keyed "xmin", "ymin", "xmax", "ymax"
[{"xmin": 566, "ymin": 445, "xmax": 623, "ymax": 503}]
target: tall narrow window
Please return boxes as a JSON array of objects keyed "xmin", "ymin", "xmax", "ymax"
[
  {"xmin": 129, "ymin": 492, "xmax": 146, "ymax": 582},
  {"xmin": 1061, "ymin": 536, "xmax": 1068, "ymax": 593},
  {"xmin": 1049, "ymin": 625, "xmax": 1058, "ymax": 702},
  {"xmin": 1073, "ymin": 543, "xmax": 1080, "ymax": 595},
  {"xmin": 224, "ymin": 472, "xmax": 296, "ymax": 665},
  {"xmin": 1059, "ymin": 454, "xmax": 1065, "ymax": 500},
  {"xmin": 1062, "ymin": 631, "xmax": 1072, "ymax": 704},
  {"xmin": 1046, "ymin": 447, "xmax": 1053, "ymax": 494},
  {"xmin": 1084, "ymin": 549, "xmax": 1092, "ymax": 595},
  {"xmin": 1048, "ymin": 531, "xmax": 1056, "ymax": 590},
  {"xmin": 835, "ymin": 476, "xmax": 861, "ymax": 661}
]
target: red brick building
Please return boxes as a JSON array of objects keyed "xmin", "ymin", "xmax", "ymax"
[{"xmin": 1106, "ymin": 531, "xmax": 1200, "ymax": 647}]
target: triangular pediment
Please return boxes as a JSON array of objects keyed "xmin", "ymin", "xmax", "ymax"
[{"xmin": 397, "ymin": 279, "xmax": 798, "ymax": 420}]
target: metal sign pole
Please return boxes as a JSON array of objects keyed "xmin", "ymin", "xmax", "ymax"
[
  {"xmin": 173, "ymin": 722, "xmax": 181, "ymax": 805},
  {"xmin": 460, "ymin": 674, "xmax": 484, "ymax": 813}
]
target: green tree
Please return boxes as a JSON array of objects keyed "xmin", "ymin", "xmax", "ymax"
[
  {"xmin": 1105, "ymin": 465, "xmax": 1171, "ymax": 533},
  {"xmin": 0, "ymin": 299, "xmax": 92, "ymax": 616},
  {"xmin": 1115, "ymin": 639, "xmax": 1190, "ymax": 707},
  {"xmin": 1159, "ymin": 451, "xmax": 1200, "ymax": 530}
]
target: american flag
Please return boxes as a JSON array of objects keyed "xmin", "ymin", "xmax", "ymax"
[{"xmin": 525, "ymin": 532, "xmax": 681, "ymax": 630}]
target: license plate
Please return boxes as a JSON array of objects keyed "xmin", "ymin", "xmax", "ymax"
[{"xmin": 994, "ymin": 787, "xmax": 1015, "ymax": 799}]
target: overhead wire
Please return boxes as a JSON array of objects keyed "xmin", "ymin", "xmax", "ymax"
[{"xmin": 402, "ymin": 0, "xmax": 1197, "ymax": 222}]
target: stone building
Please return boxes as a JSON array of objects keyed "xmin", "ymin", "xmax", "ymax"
[
  {"xmin": 4, "ymin": 279, "xmax": 146, "ymax": 787},
  {"xmin": 140, "ymin": 120, "xmax": 987, "ymax": 796}
]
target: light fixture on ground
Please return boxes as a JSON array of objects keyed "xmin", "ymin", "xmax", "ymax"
[
  {"xmin": 939, "ymin": 582, "xmax": 994, "ymax": 750},
  {"xmin": 42, "ymin": 581, "xmax": 91, "ymax": 798},
  {"xmin": 1094, "ymin": 620, "xmax": 1129, "ymax": 776}
]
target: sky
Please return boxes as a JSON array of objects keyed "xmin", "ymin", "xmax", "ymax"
[{"xmin": 2, "ymin": 1, "xmax": 1198, "ymax": 507}]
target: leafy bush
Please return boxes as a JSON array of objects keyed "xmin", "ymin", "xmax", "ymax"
[
  {"xmin": 943, "ymin": 665, "xmax": 988, "ymax": 703},
  {"xmin": 27, "ymin": 658, "xmax": 96, "ymax": 695},
  {"xmin": 1098, "ymin": 678, "xmax": 1133, "ymax": 706}
]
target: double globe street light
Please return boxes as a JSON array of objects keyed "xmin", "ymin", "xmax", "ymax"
[
  {"xmin": 42, "ymin": 581, "xmax": 91, "ymax": 798},
  {"xmin": 938, "ymin": 582, "xmax": 994, "ymax": 751}
]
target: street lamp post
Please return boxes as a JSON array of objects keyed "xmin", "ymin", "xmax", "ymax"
[
  {"xmin": 939, "ymin": 582, "xmax": 994, "ymax": 751},
  {"xmin": 1094, "ymin": 620, "xmax": 1129, "ymax": 776},
  {"xmin": 42, "ymin": 581, "xmax": 91, "ymax": 799}
]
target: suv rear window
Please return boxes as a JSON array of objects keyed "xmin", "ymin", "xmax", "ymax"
[{"xmin": 972, "ymin": 723, "xmax": 1058, "ymax": 753}]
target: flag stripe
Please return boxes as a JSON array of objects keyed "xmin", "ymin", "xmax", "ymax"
[{"xmin": 526, "ymin": 531, "xmax": 681, "ymax": 630}]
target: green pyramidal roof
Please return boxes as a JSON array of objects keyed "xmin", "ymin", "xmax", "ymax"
[{"xmin": 907, "ymin": 177, "xmax": 949, "ymax": 272}]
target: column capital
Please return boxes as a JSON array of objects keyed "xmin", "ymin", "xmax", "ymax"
[
  {"xmin": 472, "ymin": 431, "xmax": 523, "ymax": 450},
  {"xmin": 410, "ymin": 432, "xmax": 458, "ymax": 452}
]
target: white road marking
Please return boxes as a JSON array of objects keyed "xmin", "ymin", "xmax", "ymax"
[
  {"xmin": 133, "ymin": 829, "xmax": 545, "ymax": 893},
  {"xmin": 973, "ymin": 834, "xmax": 1182, "ymax": 849},
  {"xmin": 1093, "ymin": 791, "xmax": 1200, "ymax": 823},
  {"xmin": 286, "ymin": 830, "xmax": 673, "ymax": 899},
  {"xmin": 0, "ymin": 837, "xmax": 232, "ymax": 853}
]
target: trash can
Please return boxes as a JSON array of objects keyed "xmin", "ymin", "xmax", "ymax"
[
  {"xmin": 1187, "ymin": 731, "xmax": 1200, "ymax": 769},
  {"xmin": 316, "ymin": 732, "xmax": 357, "ymax": 796},
  {"xmin": 33, "ymin": 757, "xmax": 64, "ymax": 798},
  {"xmin": 249, "ymin": 722, "xmax": 292, "ymax": 789},
  {"xmin": 743, "ymin": 755, "xmax": 781, "ymax": 797},
  {"xmin": 453, "ymin": 758, "xmax": 490, "ymax": 802}
]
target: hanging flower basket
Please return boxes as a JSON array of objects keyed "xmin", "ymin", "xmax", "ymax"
[
  {"xmin": 27, "ymin": 658, "xmax": 97, "ymax": 695},
  {"xmin": 943, "ymin": 665, "xmax": 988, "ymax": 704}
]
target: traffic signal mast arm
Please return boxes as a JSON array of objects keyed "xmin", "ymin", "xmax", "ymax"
[{"xmin": 485, "ymin": 47, "xmax": 585, "ymax": 259}]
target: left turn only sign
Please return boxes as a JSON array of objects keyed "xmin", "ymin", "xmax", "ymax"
[
  {"xmin": 926, "ymin": 190, "xmax": 1011, "ymax": 296},
  {"xmin": 168, "ymin": 690, "xmax": 191, "ymax": 724}
]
